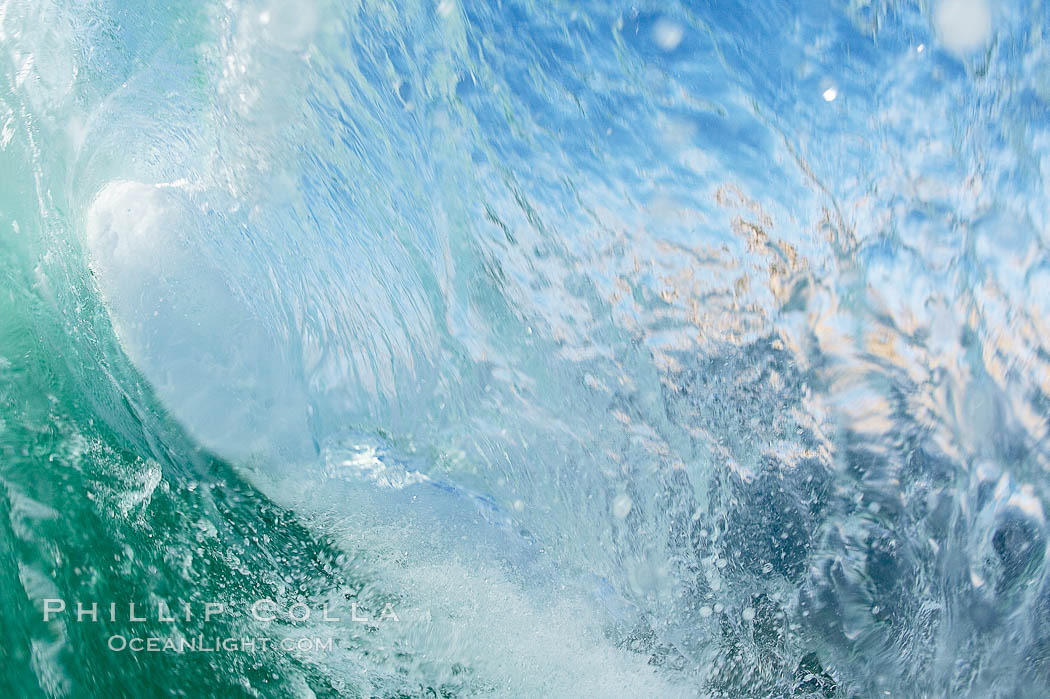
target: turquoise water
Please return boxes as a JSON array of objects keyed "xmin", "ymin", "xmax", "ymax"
[{"xmin": 2, "ymin": 0, "xmax": 1050, "ymax": 696}]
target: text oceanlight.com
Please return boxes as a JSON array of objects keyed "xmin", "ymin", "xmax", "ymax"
[{"xmin": 107, "ymin": 635, "xmax": 338, "ymax": 653}]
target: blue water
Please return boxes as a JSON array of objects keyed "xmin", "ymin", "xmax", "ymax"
[{"xmin": 2, "ymin": 0, "xmax": 1050, "ymax": 696}]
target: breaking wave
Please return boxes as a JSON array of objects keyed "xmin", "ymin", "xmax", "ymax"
[{"xmin": 2, "ymin": 0, "xmax": 1050, "ymax": 696}]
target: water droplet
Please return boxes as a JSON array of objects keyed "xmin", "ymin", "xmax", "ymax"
[
  {"xmin": 653, "ymin": 20, "xmax": 684, "ymax": 52},
  {"xmin": 934, "ymin": 0, "xmax": 992, "ymax": 55}
]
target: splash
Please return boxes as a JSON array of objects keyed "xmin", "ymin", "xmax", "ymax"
[{"xmin": 2, "ymin": 0, "xmax": 1050, "ymax": 696}]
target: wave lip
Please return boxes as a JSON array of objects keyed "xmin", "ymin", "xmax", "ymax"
[{"xmin": 85, "ymin": 179, "xmax": 314, "ymax": 465}]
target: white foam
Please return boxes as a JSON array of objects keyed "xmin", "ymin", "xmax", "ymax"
[{"xmin": 251, "ymin": 460, "xmax": 692, "ymax": 698}]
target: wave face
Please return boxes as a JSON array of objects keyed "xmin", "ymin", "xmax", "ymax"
[{"xmin": 3, "ymin": 0, "xmax": 1050, "ymax": 696}]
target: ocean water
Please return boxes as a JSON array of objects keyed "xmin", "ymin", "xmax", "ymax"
[{"xmin": 2, "ymin": 0, "xmax": 1050, "ymax": 696}]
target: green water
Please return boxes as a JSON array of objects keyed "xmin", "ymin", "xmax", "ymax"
[
  {"xmin": 0, "ymin": 118, "xmax": 418, "ymax": 698},
  {"xmin": 1, "ymin": 220, "xmax": 332, "ymax": 698},
  {"xmin": 6, "ymin": 0, "xmax": 1050, "ymax": 696}
]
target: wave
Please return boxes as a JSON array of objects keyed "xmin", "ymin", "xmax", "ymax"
[{"xmin": 2, "ymin": 0, "xmax": 1050, "ymax": 696}]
